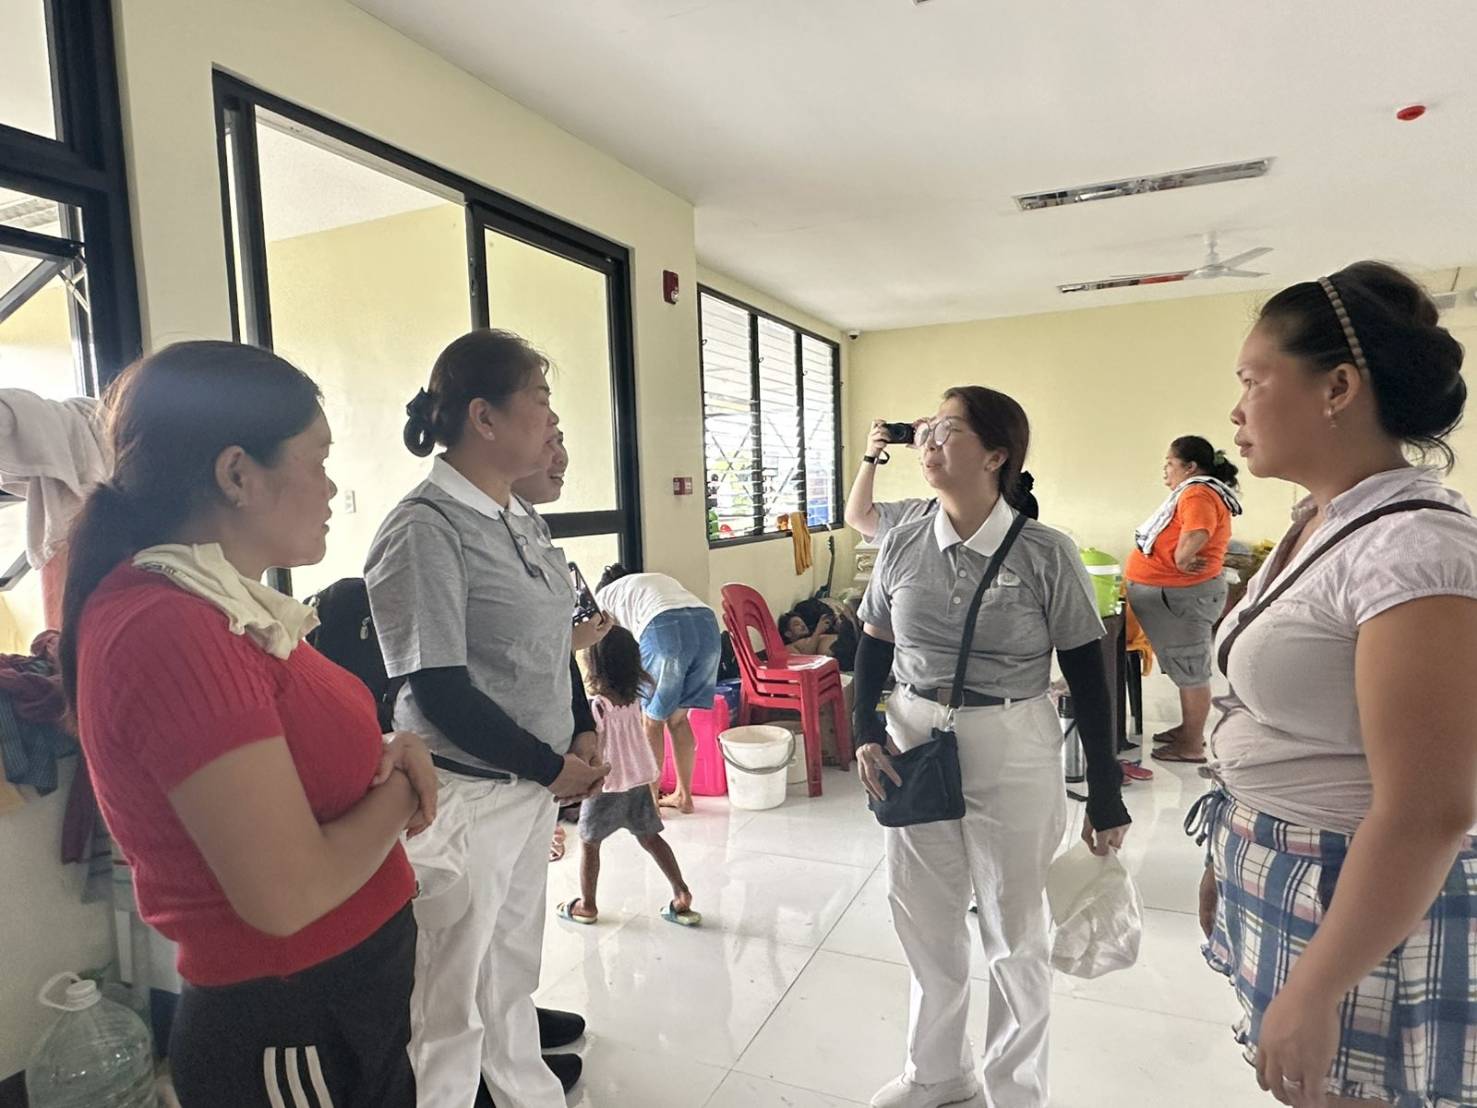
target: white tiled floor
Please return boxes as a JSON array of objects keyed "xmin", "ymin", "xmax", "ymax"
[{"xmin": 538, "ymin": 716, "xmax": 1270, "ymax": 1107}]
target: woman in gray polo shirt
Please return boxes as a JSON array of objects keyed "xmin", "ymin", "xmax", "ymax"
[
  {"xmin": 852, "ymin": 386, "xmax": 1129, "ymax": 1108},
  {"xmin": 365, "ymin": 330, "xmax": 607, "ymax": 1108}
]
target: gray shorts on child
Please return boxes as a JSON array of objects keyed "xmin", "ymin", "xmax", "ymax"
[{"xmin": 578, "ymin": 785, "xmax": 664, "ymax": 844}]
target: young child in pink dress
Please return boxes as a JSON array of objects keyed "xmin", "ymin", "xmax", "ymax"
[{"xmin": 557, "ymin": 627, "xmax": 700, "ymax": 927}]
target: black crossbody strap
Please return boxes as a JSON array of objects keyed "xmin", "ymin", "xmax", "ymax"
[
  {"xmin": 1217, "ymin": 498, "xmax": 1466, "ymax": 676},
  {"xmin": 949, "ymin": 511, "xmax": 1030, "ymax": 710}
]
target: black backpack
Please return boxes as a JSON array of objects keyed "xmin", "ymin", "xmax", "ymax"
[{"xmin": 305, "ymin": 497, "xmax": 450, "ymax": 729}]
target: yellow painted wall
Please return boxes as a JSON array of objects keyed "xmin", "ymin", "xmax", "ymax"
[
  {"xmin": 847, "ymin": 277, "xmax": 1477, "ymax": 577},
  {"xmin": 0, "ymin": 283, "xmax": 76, "ymax": 647},
  {"xmin": 264, "ymin": 203, "xmax": 471, "ymax": 598},
  {"xmin": 265, "ymin": 203, "xmax": 639, "ymax": 597},
  {"xmin": 113, "ymin": 0, "xmax": 708, "ymax": 593}
]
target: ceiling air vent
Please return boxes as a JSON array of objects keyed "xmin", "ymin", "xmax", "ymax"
[{"xmin": 1016, "ymin": 158, "xmax": 1272, "ymax": 212}]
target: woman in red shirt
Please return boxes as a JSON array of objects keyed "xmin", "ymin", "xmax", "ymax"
[
  {"xmin": 1125, "ymin": 435, "xmax": 1242, "ymax": 763},
  {"xmin": 58, "ymin": 342, "xmax": 437, "ymax": 1108}
]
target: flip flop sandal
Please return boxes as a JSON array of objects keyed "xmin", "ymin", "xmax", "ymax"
[
  {"xmin": 1151, "ymin": 730, "xmax": 1181, "ymax": 745},
  {"xmin": 1151, "ymin": 747, "xmax": 1208, "ymax": 765},
  {"xmin": 1119, "ymin": 760, "xmax": 1155, "ymax": 781},
  {"xmin": 557, "ymin": 899, "xmax": 598, "ymax": 925},
  {"xmin": 549, "ymin": 829, "xmax": 566, "ymax": 863},
  {"xmin": 661, "ymin": 901, "xmax": 702, "ymax": 927}
]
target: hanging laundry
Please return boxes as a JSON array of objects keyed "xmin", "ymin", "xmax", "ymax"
[
  {"xmin": 0, "ymin": 389, "xmax": 113, "ymax": 569},
  {"xmin": 0, "ymin": 631, "xmax": 77, "ymax": 795},
  {"xmin": 787, "ymin": 511, "xmax": 813, "ymax": 575}
]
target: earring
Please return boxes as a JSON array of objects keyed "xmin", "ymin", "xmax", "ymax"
[{"xmin": 1326, "ymin": 406, "xmax": 1339, "ymax": 429}]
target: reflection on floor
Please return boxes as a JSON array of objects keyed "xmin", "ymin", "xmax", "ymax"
[{"xmin": 538, "ymin": 716, "xmax": 1269, "ymax": 1107}]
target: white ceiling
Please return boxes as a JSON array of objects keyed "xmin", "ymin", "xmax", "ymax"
[{"xmin": 349, "ymin": 0, "xmax": 1477, "ymax": 330}]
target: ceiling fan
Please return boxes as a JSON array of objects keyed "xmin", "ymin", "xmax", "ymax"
[
  {"xmin": 1184, "ymin": 233, "xmax": 1272, "ymax": 280},
  {"xmin": 1058, "ymin": 232, "xmax": 1273, "ymax": 294}
]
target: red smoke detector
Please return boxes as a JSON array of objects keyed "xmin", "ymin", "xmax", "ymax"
[{"xmin": 1396, "ymin": 104, "xmax": 1427, "ymax": 122}]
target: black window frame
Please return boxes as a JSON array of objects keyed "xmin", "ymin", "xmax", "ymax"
[
  {"xmin": 0, "ymin": 1, "xmax": 141, "ymax": 595},
  {"xmin": 0, "ymin": 0, "xmax": 141, "ymax": 393},
  {"xmin": 698, "ymin": 285, "xmax": 841, "ymax": 549},
  {"xmin": 212, "ymin": 73, "xmax": 643, "ymax": 594}
]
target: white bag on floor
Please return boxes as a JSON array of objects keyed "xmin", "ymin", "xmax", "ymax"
[{"xmin": 1046, "ymin": 843, "xmax": 1143, "ymax": 978}]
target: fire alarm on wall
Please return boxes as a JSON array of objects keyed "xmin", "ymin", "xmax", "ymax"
[{"xmin": 663, "ymin": 270, "xmax": 680, "ymax": 305}]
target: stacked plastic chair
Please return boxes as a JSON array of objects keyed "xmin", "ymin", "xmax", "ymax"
[{"xmin": 719, "ymin": 583, "xmax": 853, "ymax": 797}]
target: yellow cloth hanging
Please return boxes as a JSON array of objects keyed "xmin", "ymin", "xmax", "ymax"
[
  {"xmin": 787, "ymin": 512, "xmax": 813, "ymax": 575},
  {"xmin": 1122, "ymin": 592, "xmax": 1156, "ymax": 676}
]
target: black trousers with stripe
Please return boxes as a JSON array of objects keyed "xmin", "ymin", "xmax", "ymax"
[{"xmin": 169, "ymin": 904, "xmax": 417, "ymax": 1108}]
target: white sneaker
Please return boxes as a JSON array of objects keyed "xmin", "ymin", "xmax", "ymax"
[{"xmin": 869, "ymin": 1073, "xmax": 980, "ymax": 1108}]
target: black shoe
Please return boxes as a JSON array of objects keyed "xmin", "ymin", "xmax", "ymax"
[
  {"xmin": 537, "ymin": 1006, "xmax": 586, "ymax": 1049},
  {"xmin": 544, "ymin": 1052, "xmax": 583, "ymax": 1093},
  {"xmin": 475, "ymin": 1052, "xmax": 585, "ymax": 1106}
]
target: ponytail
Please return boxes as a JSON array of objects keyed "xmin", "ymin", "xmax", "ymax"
[
  {"xmin": 59, "ymin": 482, "xmax": 185, "ymax": 708},
  {"xmin": 58, "ymin": 341, "xmax": 322, "ymax": 711},
  {"xmin": 1170, "ymin": 435, "xmax": 1239, "ymax": 491},
  {"xmin": 403, "ymin": 330, "xmax": 548, "ymax": 457},
  {"xmin": 1208, "ymin": 449, "xmax": 1240, "ymax": 488}
]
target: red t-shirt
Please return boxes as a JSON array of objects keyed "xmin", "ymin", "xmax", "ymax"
[
  {"xmin": 75, "ymin": 565, "xmax": 414, "ymax": 986},
  {"xmin": 1125, "ymin": 485, "xmax": 1232, "ymax": 588}
]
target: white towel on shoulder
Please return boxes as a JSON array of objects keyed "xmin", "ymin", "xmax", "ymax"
[
  {"xmin": 1133, "ymin": 477, "xmax": 1243, "ymax": 556},
  {"xmin": 133, "ymin": 543, "xmax": 318, "ymax": 660}
]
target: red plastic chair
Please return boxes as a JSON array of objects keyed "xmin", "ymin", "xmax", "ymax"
[{"xmin": 720, "ymin": 583, "xmax": 853, "ymax": 797}]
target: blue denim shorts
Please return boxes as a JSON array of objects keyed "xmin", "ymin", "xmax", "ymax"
[{"xmin": 638, "ymin": 608, "xmax": 721, "ymax": 720}]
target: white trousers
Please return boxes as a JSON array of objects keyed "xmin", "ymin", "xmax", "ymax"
[
  {"xmin": 404, "ymin": 773, "xmax": 565, "ymax": 1108},
  {"xmin": 884, "ymin": 689, "xmax": 1067, "ymax": 1108}
]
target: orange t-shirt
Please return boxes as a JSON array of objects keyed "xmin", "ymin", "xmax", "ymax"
[{"xmin": 1125, "ymin": 485, "xmax": 1232, "ymax": 588}]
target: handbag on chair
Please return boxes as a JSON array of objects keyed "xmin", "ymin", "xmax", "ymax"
[{"xmin": 868, "ymin": 512, "xmax": 1029, "ymax": 828}]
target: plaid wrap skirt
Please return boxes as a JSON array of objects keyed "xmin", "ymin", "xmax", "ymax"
[{"xmin": 1191, "ymin": 789, "xmax": 1477, "ymax": 1106}]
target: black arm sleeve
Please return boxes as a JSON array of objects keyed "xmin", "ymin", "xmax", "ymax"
[
  {"xmin": 570, "ymin": 654, "xmax": 595, "ymax": 736},
  {"xmin": 1056, "ymin": 642, "xmax": 1130, "ymax": 831},
  {"xmin": 406, "ymin": 667, "xmax": 565, "ymax": 787},
  {"xmin": 851, "ymin": 631, "xmax": 896, "ymax": 748}
]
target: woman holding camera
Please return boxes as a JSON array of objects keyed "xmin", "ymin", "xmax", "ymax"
[
  {"xmin": 851, "ymin": 387, "xmax": 1128, "ymax": 1108},
  {"xmin": 847, "ymin": 418, "xmax": 1039, "ymax": 546}
]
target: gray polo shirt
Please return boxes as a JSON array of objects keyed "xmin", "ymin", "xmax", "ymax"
[
  {"xmin": 365, "ymin": 458, "xmax": 576, "ymax": 773},
  {"xmin": 874, "ymin": 497, "xmax": 936, "ymax": 544},
  {"xmin": 859, "ymin": 498, "xmax": 1103, "ymax": 698}
]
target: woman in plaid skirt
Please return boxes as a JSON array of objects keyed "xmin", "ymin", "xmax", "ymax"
[{"xmin": 1196, "ymin": 262, "xmax": 1477, "ymax": 1107}]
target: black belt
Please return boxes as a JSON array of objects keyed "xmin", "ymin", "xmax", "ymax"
[
  {"xmin": 907, "ymin": 685, "xmax": 1008, "ymax": 708},
  {"xmin": 432, "ymin": 753, "xmax": 513, "ymax": 781}
]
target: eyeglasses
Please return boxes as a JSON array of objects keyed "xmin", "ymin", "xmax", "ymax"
[{"xmin": 914, "ymin": 417, "xmax": 974, "ymax": 448}]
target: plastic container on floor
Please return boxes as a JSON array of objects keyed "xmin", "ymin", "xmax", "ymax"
[
  {"xmin": 659, "ymin": 695, "xmax": 730, "ymax": 797},
  {"xmin": 770, "ymin": 722, "xmax": 809, "ymax": 786},
  {"xmin": 719, "ymin": 726, "xmax": 796, "ymax": 811},
  {"xmin": 26, "ymin": 973, "xmax": 156, "ymax": 1108}
]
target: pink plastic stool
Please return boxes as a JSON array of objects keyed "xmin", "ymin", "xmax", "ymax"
[{"xmin": 658, "ymin": 696, "xmax": 730, "ymax": 797}]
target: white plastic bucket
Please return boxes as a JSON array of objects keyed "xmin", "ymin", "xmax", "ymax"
[
  {"xmin": 719, "ymin": 726, "xmax": 796, "ymax": 811},
  {"xmin": 772, "ymin": 722, "xmax": 808, "ymax": 786}
]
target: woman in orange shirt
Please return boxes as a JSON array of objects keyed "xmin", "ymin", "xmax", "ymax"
[{"xmin": 1125, "ymin": 435, "xmax": 1242, "ymax": 763}]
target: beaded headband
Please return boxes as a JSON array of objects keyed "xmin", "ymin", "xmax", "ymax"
[{"xmin": 1318, "ymin": 276, "xmax": 1369, "ymax": 375}]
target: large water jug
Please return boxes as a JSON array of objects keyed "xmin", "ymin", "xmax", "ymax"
[{"xmin": 25, "ymin": 972, "xmax": 156, "ymax": 1108}]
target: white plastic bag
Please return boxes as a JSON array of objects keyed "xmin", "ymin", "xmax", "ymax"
[{"xmin": 1046, "ymin": 842, "xmax": 1143, "ymax": 978}]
